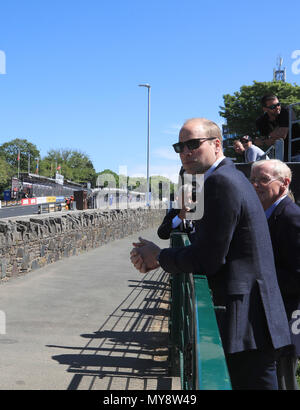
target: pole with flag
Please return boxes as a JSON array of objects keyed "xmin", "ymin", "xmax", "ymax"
[
  {"xmin": 28, "ymin": 152, "xmax": 30, "ymax": 174},
  {"xmin": 17, "ymin": 149, "xmax": 20, "ymax": 179}
]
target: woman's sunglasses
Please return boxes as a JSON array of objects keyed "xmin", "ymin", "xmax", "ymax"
[{"xmin": 172, "ymin": 137, "xmax": 216, "ymax": 153}]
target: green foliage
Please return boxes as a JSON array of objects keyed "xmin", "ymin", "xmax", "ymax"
[
  {"xmin": 0, "ymin": 138, "xmax": 40, "ymax": 174},
  {"xmin": 95, "ymin": 170, "xmax": 176, "ymax": 199},
  {"xmin": 219, "ymin": 81, "xmax": 300, "ymax": 138},
  {"xmin": 127, "ymin": 174, "xmax": 177, "ymax": 198},
  {"xmin": 0, "ymin": 137, "xmax": 176, "ymax": 196},
  {"xmin": 96, "ymin": 169, "xmax": 119, "ymax": 188},
  {"xmin": 42, "ymin": 148, "xmax": 97, "ymax": 185},
  {"xmin": 0, "ymin": 156, "xmax": 13, "ymax": 192}
]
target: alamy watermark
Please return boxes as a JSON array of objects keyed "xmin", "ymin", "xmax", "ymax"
[
  {"xmin": 95, "ymin": 166, "xmax": 205, "ymax": 220},
  {"xmin": 291, "ymin": 50, "xmax": 300, "ymax": 75},
  {"xmin": 0, "ymin": 310, "xmax": 6, "ymax": 334},
  {"xmin": 0, "ymin": 50, "xmax": 6, "ymax": 74}
]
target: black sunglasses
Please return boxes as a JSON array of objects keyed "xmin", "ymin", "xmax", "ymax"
[
  {"xmin": 265, "ymin": 102, "xmax": 281, "ymax": 110},
  {"xmin": 172, "ymin": 137, "xmax": 216, "ymax": 153}
]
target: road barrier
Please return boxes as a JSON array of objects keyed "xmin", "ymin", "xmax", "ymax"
[
  {"xmin": 21, "ymin": 197, "xmax": 37, "ymax": 206},
  {"xmin": 0, "ymin": 194, "xmax": 73, "ymax": 215},
  {"xmin": 0, "ymin": 200, "xmax": 22, "ymax": 207},
  {"xmin": 38, "ymin": 202, "xmax": 66, "ymax": 214},
  {"xmin": 168, "ymin": 231, "xmax": 231, "ymax": 390}
]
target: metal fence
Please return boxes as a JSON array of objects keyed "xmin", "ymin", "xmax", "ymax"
[
  {"xmin": 288, "ymin": 102, "xmax": 300, "ymax": 162},
  {"xmin": 168, "ymin": 231, "xmax": 231, "ymax": 390}
]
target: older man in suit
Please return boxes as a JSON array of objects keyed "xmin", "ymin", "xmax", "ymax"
[
  {"xmin": 130, "ymin": 118, "xmax": 291, "ymax": 390},
  {"xmin": 157, "ymin": 184, "xmax": 196, "ymax": 241},
  {"xmin": 251, "ymin": 159, "xmax": 300, "ymax": 390}
]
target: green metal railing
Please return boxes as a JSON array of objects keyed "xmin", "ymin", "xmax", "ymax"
[{"xmin": 168, "ymin": 232, "xmax": 231, "ymax": 390}]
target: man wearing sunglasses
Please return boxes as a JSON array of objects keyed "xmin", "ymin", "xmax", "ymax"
[
  {"xmin": 130, "ymin": 117, "xmax": 291, "ymax": 390},
  {"xmin": 240, "ymin": 135, "xmax": 269, "ymax": 163},
  {"xmin": 255, "ymin": 94, "xmax": 300, "ymax": 161}
]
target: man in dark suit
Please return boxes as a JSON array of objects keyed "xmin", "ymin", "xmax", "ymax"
[
  {"xmin": 130, "ymin": 118, "xmax": 291, "ymax": 390},
  {"xmin": 251, "ymin": 159, "xmax": 300, "ymax": 390},
  {"xmin": 157, "ymin": 184, "xmax": 196, "ymax": 241}
]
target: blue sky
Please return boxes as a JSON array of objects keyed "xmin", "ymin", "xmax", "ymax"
[{"xmin": 0, "ymin": 0, "xmax": 299, "ymax": 182}]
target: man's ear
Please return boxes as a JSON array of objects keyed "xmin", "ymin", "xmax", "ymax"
[
  {"xmin": 282, "ymin": 177, "xmax": 291, "ymax": 190},
  {"xmin": 215, "ymin": 138, "xmax": 222, "ymax": 153}
]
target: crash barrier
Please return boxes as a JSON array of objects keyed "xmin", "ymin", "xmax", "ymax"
[
  {"xmin": 168, "ymin": 232, "xmax": 231, "ymax": 390},
  {"xmin": 0, "ymin": 200, "xmax": 22, "ymax": 207},
  {"xmin": 21, "ymin": 196, "xmax": 66, "ymax": 207},
  {"xmin": 38, "ymin": 202, "xmax": 67, "ymax": 214},
  {"xmin": 0, "ymin": 196, "xmax": 67, "ymax": 210}
]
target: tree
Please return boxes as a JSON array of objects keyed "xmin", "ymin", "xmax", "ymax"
[
  {"xmin": 219, "ymin": 81, "xmax": 300, "ymax": 138},
  {"xmin": 0, "ymin": 138, "xmax": 40, "ymax": 175},
  {"xmin": 0, "ymin": 156, "xmax": 13, "ymax": 193},
  {"xmin": 42, "ymin": 148, "xmax": 97, "ymax": 185},
  {"xmin": 96, "ymin": 169, "xmax": 119, "ymax": 188},
  {"xmin": 96, "ymin": 170, "xmax": 177, "ymax": 200}
]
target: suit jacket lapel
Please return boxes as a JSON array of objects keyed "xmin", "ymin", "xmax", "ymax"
[
  {"xmin": 268, "ymin": 196, "xmax": 290, "ymax": 233},
  {"xmin": 269, "ymin": 196, "xmax": 290, "ymax": 221}
]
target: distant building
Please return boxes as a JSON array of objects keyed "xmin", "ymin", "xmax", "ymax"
[{"xmin": 222, "ymin": 124, "xmax": 238, "ymax": 149}]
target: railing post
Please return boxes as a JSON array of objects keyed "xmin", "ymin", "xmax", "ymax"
[
  {"xmin": 289, "ymin": 105, "xmax": 293, "ymax": 162},
  {"xmin": 168, "ymin": 232, "xmax": 231, "ymax": 390},
  {"xmin": 168, "ymin": 233, "xmax": 187, "ymax": 376}
]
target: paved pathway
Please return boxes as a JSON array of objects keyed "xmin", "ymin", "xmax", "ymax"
[{"xmin": 0, "ymin": 227, "xmax": 180, "ymax": 390}]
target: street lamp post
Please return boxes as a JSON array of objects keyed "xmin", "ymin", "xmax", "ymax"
[{"xmin": 138, "ymin": 83, "xmax": 151, "ymax": 207}]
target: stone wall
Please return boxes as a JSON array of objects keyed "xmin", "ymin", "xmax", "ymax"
[{"xmin": 0, "ymin": 208, "xmax": 166, "ymax": 281}]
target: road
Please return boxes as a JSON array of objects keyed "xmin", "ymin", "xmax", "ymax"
[
  {"xmin": 0, "ymin": 227, "xmax": 179, "ymax": 390},
  {"xmin": 0, "ymin": 204, "xmax": 39, "ymax": 219}
]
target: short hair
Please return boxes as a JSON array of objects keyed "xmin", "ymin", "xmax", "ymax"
[
  {"xmin": 251, "ymin": 159, "xmax": 292, "ymax": 182},
  {"xmin": 178, "ymin": 183, "xmax": 193, "ymax": 196},
  {"xmin": 176, "ymin": 183, "xmax": 193, "ymax": 206},
  {"xmin": 240, "ymin": 135, "xmax": 252, "ymax": 143},
  {"xmin": 233, "ymin": 139, "xmax": 242, "ymax": 145},
  {"xmin": 205, "ymin": 119, "xmax": 223, "ymax": 142},
  {"xmin": 261, "ymin": 94, "xmax": 278, "ymax": 107},
  {"xmin": 182, "ymin": 118, "xmax": 223, "ymax": 142}
]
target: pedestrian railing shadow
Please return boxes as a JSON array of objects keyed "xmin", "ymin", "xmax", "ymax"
[{"xmin": 48, "ymin": 268, "xmax": 173, "ymax": 390}]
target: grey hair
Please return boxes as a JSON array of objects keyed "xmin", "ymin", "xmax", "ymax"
[{"xmin": 251, "ymin": 159, "xmax": 292, "ymax": 182}]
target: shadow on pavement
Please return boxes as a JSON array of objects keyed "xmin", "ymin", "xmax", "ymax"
[{"xmin": 48, "ymin": 269, "xmax": 172, "ymax": 390}]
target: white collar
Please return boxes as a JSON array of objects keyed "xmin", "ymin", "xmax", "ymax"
[{"xmin": 204, "ymin": 156, "xmax": 226, "ymax": 180}]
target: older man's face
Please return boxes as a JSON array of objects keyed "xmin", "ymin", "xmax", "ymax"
[
  {"xmin": 250, "ymin": 162, "xmax": 284, "ymax": 210},
  {"xmin": 179, "ymin": 123, "xmax": 220, "ymax": 174}
]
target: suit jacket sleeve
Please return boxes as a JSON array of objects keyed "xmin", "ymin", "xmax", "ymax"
[
  {"xmin": 157, "ymin": 208, "xmax": 180, "ymax": 240},
  {"xmin": 159, "ymin": 173, "xmax": 240, "ymax": 275},
  {"xmin": 276, "ymin": 210, "xmax": 300, "ymax": 294}
]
